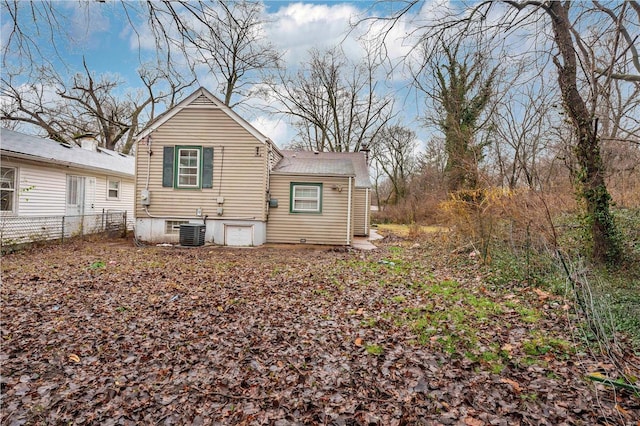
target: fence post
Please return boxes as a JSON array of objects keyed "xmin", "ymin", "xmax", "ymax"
[
  {"xmin": 102, "ymin": 208, "xmax": 105, "ymax": 231},
  {"xmin": 61, "ymin": 216, "xmax": 65, "ymax": 244},
  {"xmin": 122, "ymin": 211, "xmax": 127, "ymax": 238}
]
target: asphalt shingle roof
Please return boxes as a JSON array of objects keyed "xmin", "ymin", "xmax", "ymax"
[
  {"xmin": 1, "ymin": 128, "xmax": 134, "ymax": 177},
  {"xmin": 272, "ymin": 157, "xmax": 355, "ymax": 177},
  {"xmin": 277, "ymin": 150, "xmax": 371, "ymax": 188}
]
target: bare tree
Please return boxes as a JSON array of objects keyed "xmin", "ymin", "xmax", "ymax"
[
  {"xmin": 2, "ymin": 0, "xmax": 278, "ymax": 150},
  {"xmin": 261, "ymin": 46, "xmax": 395, "ymax": 152},
  {"xmin": 366, "ymin": 0, "xmax": 638, "ymax": 263},
  {"xmin": 1, "ymin": 59, "xmax": 192, "ymax": 153},
  {"xmin": 490, "ymin": 69, "xmax": 558, "ymax": 190},
  {"xmin": 371, "ymin": 124, "xmax": 419, "ymax": 204},
  {"xmin": 133, "ymin": 0, "xmax": 282, "ymax": 109}
]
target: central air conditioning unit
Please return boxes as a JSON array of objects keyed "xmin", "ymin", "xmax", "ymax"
[{"xmin": 179, "ymin": 224, "xmax": 206, "ymax": 247}]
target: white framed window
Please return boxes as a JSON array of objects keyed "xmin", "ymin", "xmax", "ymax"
[
  {"xmin": 290, "ymin": 183, "xmax": 322, "ymax": 213},
  {"xmin": 1, "ymin": 167, "xmax": 16, "ymax": 213},
  {"xmin": 165, "ymin": 220, "xmax": 189, "ymax": 234},
  {"xmin": 107, "ymin": 178, "xmax": 120, "ymax": 200},
  {"xmin": 67, "ymin": 175, "xmax": 82, "ymax": 206},
  {"xmin": 176, "ymin": 147, "xmax": 201, "ymax": 188}
]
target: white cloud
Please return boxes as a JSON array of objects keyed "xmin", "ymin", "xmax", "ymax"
[
  {"xmin": 265, "ymin": 2, "xmax": 364, "ymax": 64},
  {"xmin": 250, "ymin": 115, "xmax": 293, "ymax": 147},
  {"xmin": 65, "ymin": 2, "xmax": 112, "ymax": 50}
]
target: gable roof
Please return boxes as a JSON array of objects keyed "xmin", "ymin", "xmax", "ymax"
[
  {"xmin": 136, "ymin": 87, "xmax": 281, "ymax": 154},
  {"xmin": 278, "ymin": 150, "xmax": 371, "ymax": 188},
  {"xmin": 0, "ymin": 128, "xmax": 134, "ymax": 177}
]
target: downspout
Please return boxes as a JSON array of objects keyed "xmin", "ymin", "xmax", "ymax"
[
  {"xmin": 145, "ymin": 136, "xmax": 152, "ymax": 190},
  {"xmin": 365, "ymin": 188, "xmax": 369, "ymax": 235},
  {"xmin": 346, "ymin": 176, "xmax": 352, "ymax": 245},
  {"xmin": 266, "ymin": 141, "xmax": 271, "ymax": 220}
]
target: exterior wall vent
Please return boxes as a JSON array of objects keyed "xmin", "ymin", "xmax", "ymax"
[
  {"xmin": 192, "ymin": 95, "xmax": 214, "ymax": 105},
  {"xmin": 179, "ymin": 224, "xmax": 206, "ymax": 246}
]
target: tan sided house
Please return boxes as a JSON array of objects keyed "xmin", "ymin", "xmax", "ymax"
[{"xmin": 134, "ymin": 87, "xmax": 371, "ymax": 246}]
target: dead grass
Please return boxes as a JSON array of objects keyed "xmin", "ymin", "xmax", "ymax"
[
  {"xmin": 375, "ymin": 223, "xmax": 449, "ymax": 237},
  {"xmin": 1, "ymin": 236, "xmax": 638, "ymax": 424}
]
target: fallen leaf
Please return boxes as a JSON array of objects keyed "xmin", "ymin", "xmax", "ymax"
[
  {"xmin": 464, "ymin": 416, "xmax": 484, "ymax": 426},
  {"xmin": 533, "ymin": 288, "xmax": 550, "ymax": 300},
  {"xmin": 68, "ymin": 353, "xmax": 80, "ymax": 363},
  {"xmin": 500, "ymin": 378, "xmax": 522, "ymax": 393},
  {"xmin": 354, "ymin": 337, "xmax": 363, "ymax": 347},
  {"xmin": 615, "ymin": 404, "xmax": 629, "ymax": 417}
]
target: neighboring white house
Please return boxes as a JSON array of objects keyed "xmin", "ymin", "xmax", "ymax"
[{"xmin": 1, "ymin": 128, "xmax": 135, "ymax": 245}]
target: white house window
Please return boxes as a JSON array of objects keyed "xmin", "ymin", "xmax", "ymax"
[
  {"xmin": 107, "ymin": 178, "xmax": 120, "ymax": 200},
  {"xmin": 1, "ymin": 167, "xmax": 16, "ymax": 212},
  {"xmin": 290, "ymin": 183, "xmax": 322, "ymax": 213},
  {"xmin": 177, "ymin": 147, "xmax": 200, "ymax": 188},
  {"xmin": 165, "ymin": 220, "xmax": 189, "ymax": 234},
  {"xmin": 67, "ymin": 176, "xmax": 80, "ymax": 205}
]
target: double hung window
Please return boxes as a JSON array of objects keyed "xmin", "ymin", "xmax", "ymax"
[
  {"xmin": 290, "ymin": 183, "xmax": 322, "ymax": 213},
  {"xmin": 1, "ymin": 167, "xmax": 16, "ymax": 213}
]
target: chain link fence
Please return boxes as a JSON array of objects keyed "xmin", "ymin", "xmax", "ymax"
[{"xmin": 1, "ymin": 210, "xmax": 128, "ymax": 251}]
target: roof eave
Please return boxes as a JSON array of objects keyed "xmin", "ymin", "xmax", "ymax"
[
  {"xmin": 271, "ymin": 171, "xmax": 356, "ymax": 178},
  {"xmin": 1, "ymin": 150, "xmax": 134, "ymax": 178}
]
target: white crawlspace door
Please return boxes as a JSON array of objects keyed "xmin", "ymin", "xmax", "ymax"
[{"xmin": 225, "ymin": 225, "xmax": 253, "ymax": 246}]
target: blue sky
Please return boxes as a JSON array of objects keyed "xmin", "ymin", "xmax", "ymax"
[{"xmin": 2, "ymin": 1, "xmax": 429, "ymax": 148}]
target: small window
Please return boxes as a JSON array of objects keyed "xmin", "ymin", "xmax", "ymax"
[
  {"xmin": 165, "ymin": 220, "xmax": 189, "ymax": 234},
  {"xmin": 290, "ymin": 183, "xmax": 322, "ymax": 213},
  {"xmin": 176, "ymin": 147, "xmax": 201, "ymax": 188},
  {"xmin": 107, "ymin": 178, "xmax": 120, "ymax": 200},
  {"xmin": 1, "ymin": 167, "xmax": 16, "ymax": 213}
]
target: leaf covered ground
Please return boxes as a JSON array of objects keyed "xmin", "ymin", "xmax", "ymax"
[{"xmin": 1, "ymin": 233, "xmax": 639, "ymax": 425}]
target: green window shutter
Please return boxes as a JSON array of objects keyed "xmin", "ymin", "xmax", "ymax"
[
  {"xmin": 202, "ymin": 147, "xmax": 213, "ymax": 189},
  {"xmin": 162, "ymin": 146, "xmax": 174, "ymax": 187}
]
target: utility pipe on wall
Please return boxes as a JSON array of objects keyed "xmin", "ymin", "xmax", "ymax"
[{"xmin": 346, "ymin": 176, "xmax": 352, "ymax": 245}]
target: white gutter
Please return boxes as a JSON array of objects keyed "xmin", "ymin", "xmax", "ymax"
[{"xmin": 346, "ymin": 176, "xmax": 352, "ymax": 245}]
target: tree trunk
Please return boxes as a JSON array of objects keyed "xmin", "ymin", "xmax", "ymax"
[{"xmin": 548, "ymin": 1, "xmax": 620, "ymax": 263}]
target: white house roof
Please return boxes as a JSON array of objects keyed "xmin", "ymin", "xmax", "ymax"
[
  {"xmin": 0, "ymin": 128, "xmax": 135, "ymax": 177},
  {"xmin": 278, "ymin": 150, "xmax": 371, "ymax": 188}
]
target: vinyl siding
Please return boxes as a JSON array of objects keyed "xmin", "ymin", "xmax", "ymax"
[
  {"xmin": 135, "ymin": 106, "xmax": 269, "ymax": 221},
  {"xmin": 12, "ymin": 161, "xmax": 67, "ymax": 216},
  {"xmin": 3, "ymin": 159, "xmax": 134, "ymax": 218},
  {"xmin": 353, "ymin": 188, "xmax": 369, "ymax": 236},
  {"xmin": 267, "ymin": 174, "xmax": 352, "ymax": 245},
  {"xmin": 94, "ymin": 176, "xmax": 135, "ymax": 222}
]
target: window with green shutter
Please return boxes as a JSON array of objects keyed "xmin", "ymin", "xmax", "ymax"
[{"xmin": 162, "ymin": 146, "xmax": 213, "ymax": 190}]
